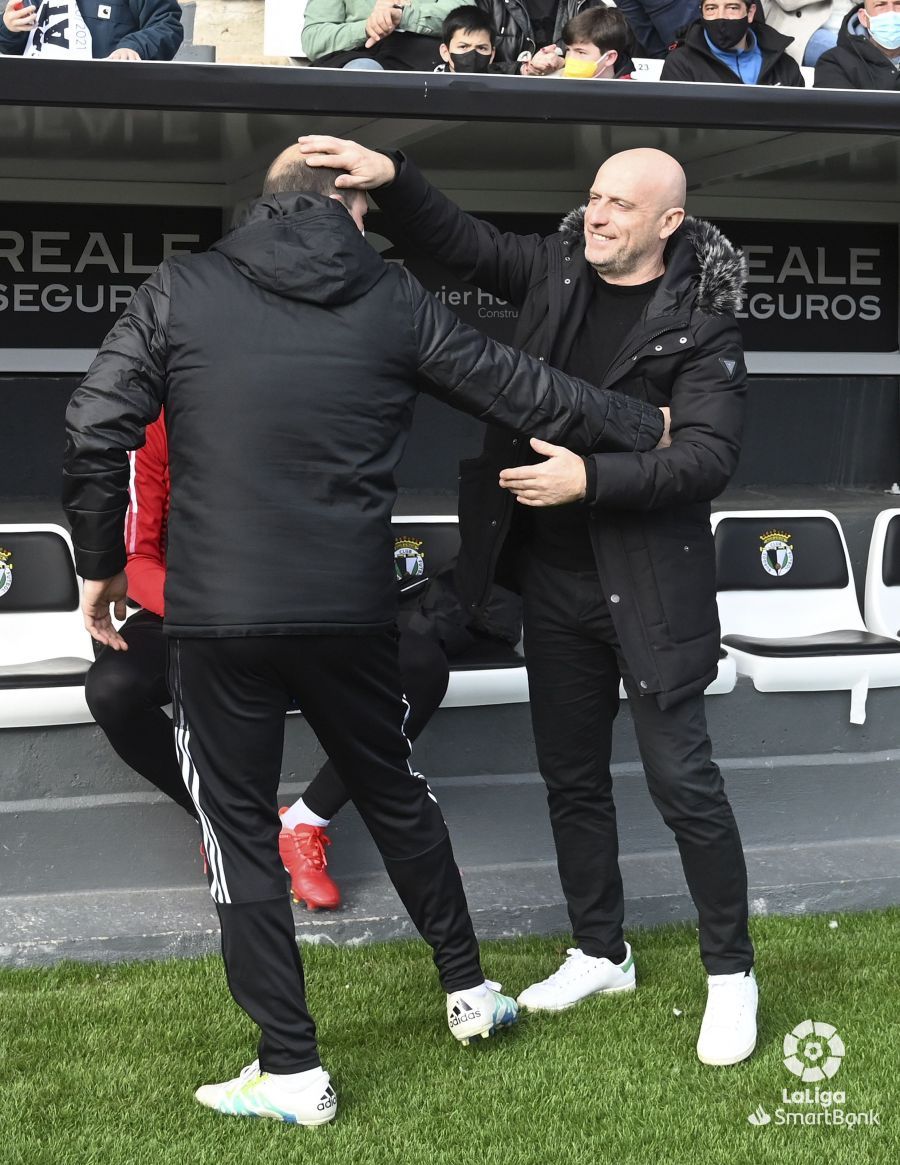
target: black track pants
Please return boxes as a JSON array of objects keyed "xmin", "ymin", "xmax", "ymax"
[{"xmin": 168, "ymin": 631, "xmax": 482, "ymax": 1072}]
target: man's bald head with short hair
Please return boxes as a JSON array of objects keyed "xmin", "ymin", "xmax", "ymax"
[
  {"xmin": 584, "ymin": 148, "xmax": 687, "ymax": 285},
  {"xmin": 262, "ymin": 144, "xmax": 368, "ymax": 232}
]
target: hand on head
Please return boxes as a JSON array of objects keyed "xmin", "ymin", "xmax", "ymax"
[{"xmin": 296, "ymin": 136, "xmax": 397, "ymax": 189}]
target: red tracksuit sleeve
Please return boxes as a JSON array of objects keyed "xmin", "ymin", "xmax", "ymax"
[{"xmin": 124, "ymin": 414, "xmax": 169, "ymax": 617}]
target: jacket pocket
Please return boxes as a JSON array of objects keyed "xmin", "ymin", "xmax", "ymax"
[{"xmin": 646, "ymin": 524, "xmax": 717, "ymax": 643}]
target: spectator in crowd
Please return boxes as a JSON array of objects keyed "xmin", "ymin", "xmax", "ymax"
[
  {"xmin": 613, "ymin": 0, "xmax": 699, "ymax": 56},
  {"xmin": 761, "ymin": 0, "xmax": 846, "ymax": 67},
  {"xmin": 299, "ymin": 133, "xmax": 757, "ymax": 1069},
  {"xmin": 814, "ymin": 0, "xmax": 900, "ymax": 86},
  {"xmin": 64, "ymin": 145, "xmax": 665, "ymax": 1125},
  {"xmin": 435, "ymin": 4, "xmax": 500, "ymax": 70},
  {"xmin": 475, "ymin": 0, "xmax": 608, "ymax": 74},
  {"xmin": 526, "ymin": 7, "xmax": 636, "ymax": 76},
  {"xmin": 661, "ymin": 0, "xmax": 805, "ymax": 83},
  {"xmin": 0, "ymin": 0, "xmax": 183, "ymax": 59},
  {"xmin": 301, "ymin": 0, "xmax": 459, "ymax": 69}
]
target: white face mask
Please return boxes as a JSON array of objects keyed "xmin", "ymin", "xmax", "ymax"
[{"xmin": 868, "ymin": 11, "xmax": 900, "ymax": 50}]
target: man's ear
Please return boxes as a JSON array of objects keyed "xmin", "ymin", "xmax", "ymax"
[
  {"xmin": 489, "ymin": 47, "xmax": 496, "ymax": 62},
  {"xmin": 747, "ymin": 3, "xmax": 757, "ymax": 22},
  {"xmin": 607, "ymin": 49, "xmax": 618, "ymax": 68},
  {"xmin": 439, "ymin": 43, "xmax": 452, "ymax": 66},
  {"xmin": 858, "ymin": 6, "xmax": 870, "ymax": 29},
  {"xmin": 659, "ymin": 207, "xmax": 686, "ymax": 240}
]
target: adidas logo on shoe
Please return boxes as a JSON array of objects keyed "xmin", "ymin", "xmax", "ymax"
[
  {"xmin": 449, "ymin": 999, "xmax": 482, "ymax": 1027},
  {"xmin": 317, "ymin": 1085, "xmax": 337, "ymax": 1112}
]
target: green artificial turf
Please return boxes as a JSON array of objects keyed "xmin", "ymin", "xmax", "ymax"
[{"xmin": 2, "ymin": 909, "xmax": 897, "ymax": 1165}]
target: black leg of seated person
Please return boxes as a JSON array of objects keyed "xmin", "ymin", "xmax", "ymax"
[
  {"xmin": 302, "ymin": 625, "xmax": 450, "ymax": 821},
  {"xmin": 85, "ymin": 610, "xmax": 199, "ymax": 820}
]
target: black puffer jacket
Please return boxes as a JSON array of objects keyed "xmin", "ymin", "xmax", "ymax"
[
  {"xmin": 661, "ymin": 19, "xmax": 804, "ymax": 84},
  {"xmin": 373, "ymin": 155, "xmax": 748, "ymax": 706},
  {"xmin": 476, "ymin": 0, "xmax": 607, "ymax": 67},
  {"xmin": 814, "ymin": 5, "xmax": 900, "ymax": 90},
  {"xmin": 64, "ymin": 193, "xmax": 662, "ymax": 638}
]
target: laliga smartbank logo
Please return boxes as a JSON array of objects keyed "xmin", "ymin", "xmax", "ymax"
[{"xmin": 746, "ymin": 1021, "xmax": 881, "ymax": 1130}]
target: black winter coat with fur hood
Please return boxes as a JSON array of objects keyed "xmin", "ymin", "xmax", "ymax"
[
  {"xmin": 63, "ymin": 193, "xmax": 662, "ymax": 637},
  {"xmin": 373, "ymin": 154, "xmax": 748, "ymax": 706}
]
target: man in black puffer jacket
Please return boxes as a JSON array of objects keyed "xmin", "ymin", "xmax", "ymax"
[
  {"xmin": 814, "ymin": 0, "xmax": 900, "ymax": 89},
  {"xmin": 299, "ymin": 134, "xmax": 759, "ymax": 1070},
  {"xmin": 63, "ymin": 145, "xmax": 664, "ymax": 1126}
]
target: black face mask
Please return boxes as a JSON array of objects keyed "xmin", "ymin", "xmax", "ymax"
[
  {"xmin": 703, "ymin": 16, "xmax": 750, "ymax": 50},
  {"xmin": 449, "ymin": 49, "xmax": 492, "ymax": 72}
]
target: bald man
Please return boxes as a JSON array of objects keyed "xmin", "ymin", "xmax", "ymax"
[
  {"xmin": 64, "ymin": 145, "xmax": 668, "ymax": 1123},
  {"xmin": 298, "ymin": 137, "xmax": 758, "ymax": 1067}
]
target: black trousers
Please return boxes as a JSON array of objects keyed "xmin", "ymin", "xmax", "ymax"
[
  {"xmin": 86, "ymin": 611, "xmax": 449, "ymax": 824},
  {"xmin": 521, "ymin": 553, "xmax": 754, "ymax": 975},
  {"xmin": 168, "ymin": 631, "xmax": 482, "ymax": 1072}
]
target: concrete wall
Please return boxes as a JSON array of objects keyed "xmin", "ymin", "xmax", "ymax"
[{"xmin": 192, "ymin": 0, "xmax": 292, "ymax": 65}]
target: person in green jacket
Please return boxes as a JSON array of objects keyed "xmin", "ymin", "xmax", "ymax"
[{"xmin": 302, "ymin": 0, "xmax": 461, "ymax": 68}]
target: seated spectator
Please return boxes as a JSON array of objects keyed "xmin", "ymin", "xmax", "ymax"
[
  {"xmin": 613, "ymin": 0, "xmax": 699, "ymax": 57},
  {"xmin": 0, "ymin": 0, "xmax": 183, "ymax": 60},
  {"xmin": 435, "ymin": 4, "xmax": 500, "ymax": 70},
  {"xmin": 527, "ymin": 7, "xmax": 636, "ymax": 77},
  {"xmin": 762, "ymin": 0, "xmax": 845, "ymax": 67},
  {"xmin": 475, "ymin": 0, "xmax": 608, "ymax": 74},
  {"xmin": 301, "ymin": 0, "xmax": 460, "ymax": 69},
  {"xmin": 814, "ymin": 0, "xmax": 900, "ymax": 87},
  {"xmin": 660, "ymin": 0, "xmax": 805, "ymax": 83}
]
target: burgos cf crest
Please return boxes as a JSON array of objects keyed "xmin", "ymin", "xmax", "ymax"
[
  {"xmin": 0, "ymin": 546, "xmax": 12, "ymax": 598},
  {"xmin": 394, "ymin": 537, "xmax": 425, "ymax": 584},
  {"xmin": 760, "ymin": 530, "xmax": 794, "ymax": 578}
]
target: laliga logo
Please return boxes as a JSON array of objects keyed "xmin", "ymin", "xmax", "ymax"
[
  {"xmin": 760, "ymin": 529, "xmax": 794, "ymax": 577},
  {"xmin": 783, "ymin": 1020, "xmax": 845, "ymax": 1082}
]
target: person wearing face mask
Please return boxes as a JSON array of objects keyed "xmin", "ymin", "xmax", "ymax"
[
  {"xmin": 526, "ymin": 7, "xmax": 636, "ymax": 77},
  {"xmin": 814, "ymin": 0, "xmax": 900, "ymax": 87},
  {"xmin": 661, "ymin": 0, "xmax": 804, "ymax": 82},
  {"xmin": 435, "ymin": 5, "xmax": 501, "ymax": 71}
]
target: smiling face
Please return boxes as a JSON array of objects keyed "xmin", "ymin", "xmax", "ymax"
[{"xmin": 583, "ymin": 150, "xmax": 686, "ymax": 284}]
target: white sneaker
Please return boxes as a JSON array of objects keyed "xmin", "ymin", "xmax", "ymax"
[
  {"xmin": 447, "ymin": 979, "xmax": 519, "ymax": 1046},
  {"xmin": 696, "ymin": 968, "xmax": 758, "ymax": 1066},
  {"xmin": 194, "ymin": 1060, "xmax": 337, "ymax": 1125},
  {"xmin": 517, "ymin": 944, "xmax": 636, "ymax": 1012}
]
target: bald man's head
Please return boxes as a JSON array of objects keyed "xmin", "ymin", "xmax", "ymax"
[
  {"xmin": 583, "ymin": 148, "xmax": 686, "ymax": 284},
  {"xmin": 262, "ymin": 144, "xmax": 368, "ymax": 232}
]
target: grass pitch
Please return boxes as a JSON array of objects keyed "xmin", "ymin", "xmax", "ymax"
[{"xmin": 2, "ymin": 909, "xmax": 897, "ymax": 1165}]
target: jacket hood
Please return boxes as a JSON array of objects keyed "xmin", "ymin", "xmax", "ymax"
[
  {"xmin": 838, "ymin": 5, "xmax": 865, "ymax": 42},
  {"xmin": 557, "ymin": 209, "xmax": 746, "ymax": 315},
  {"xmin": 212, "ymin": 193, "xmax": 386, "ymax": 305}
]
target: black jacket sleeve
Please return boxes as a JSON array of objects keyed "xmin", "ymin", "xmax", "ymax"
[
  {"xmin": 63, "ymin": 265, "xmax": 171, "ymax": 579},
  {"xmin": 582, "ymin": 312, "xmax": 746, "ymax": 509},
  {"xmin": 401, "ymin": 268, "xmax": 663, "ymax": 455},
  {"xmin": 373, "ymin": 152, "xmax": 548, "ymax": 308},
  {"xmin": 119, "ymin": 0, "xmax": 184, "ymax": 60}
]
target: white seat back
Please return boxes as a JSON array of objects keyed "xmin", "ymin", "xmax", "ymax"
[
  {"xmin": 264, "ymin": 0, "xmax": 309, "ymax": 58},
  {"xmin": 631, "ymin": 57, "xmax": 665, "ymax": 81},
  {"xmin": 712, "ymin": 510, "xmax": 865, "ymax": 638},
  {"xmin": 864, "ymin": 508, "xmax": 900, "ymax": 640}
]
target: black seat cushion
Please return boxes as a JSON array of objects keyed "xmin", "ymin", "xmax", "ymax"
[
  {"xmin": 722, "ymin": 631, "xmax": 900, "ymax": 658},
  {"xmin": 0, "ymin": 657, "xmax": 91, "ymax": 689},
  {"xmin": 716, "ymin": 517, "xmax": 849, "ymax": 592},
  {"xmin": 449, "ymin": 639, "xmax": 525, "ymax": 672},
  {"xmin": 0, "ymin": 531, "xmax": 79, "ymax": 612}
]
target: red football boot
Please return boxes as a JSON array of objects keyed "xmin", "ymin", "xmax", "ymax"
[{"xmin": 278, "ymin": 809, "xmax": 342, "ymax": 911}]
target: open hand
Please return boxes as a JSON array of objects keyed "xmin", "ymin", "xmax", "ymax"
[
  {"xmin": 499, "ymin": 437, "xmax": 587, "ymax": 506},
  {"xmin": 82, "ymin": 572, "xmax": 129, "ymax": 650},
  {"xmin": 297, "ymin": 135, "xmax": 397, "ymax": 189}
]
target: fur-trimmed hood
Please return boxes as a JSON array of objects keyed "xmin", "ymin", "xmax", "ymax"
[{"xmin": 557, "ymin": 208, "xmax": 747, "ymax": 317}]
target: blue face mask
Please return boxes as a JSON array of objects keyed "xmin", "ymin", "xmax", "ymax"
[{"xmin": 867, "ymin": 11, "xmax": 900, "ymax": 50}]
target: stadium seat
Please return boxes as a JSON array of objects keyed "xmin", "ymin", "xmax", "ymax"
[
  {"xmin": 390, "ymin": 515, "xmax": 528, "ymax": 707},
  {"xmin": 631, "ymin": 57, "xmax": 665, "ymax": 82},
  {"xmin": 864, "ymin": 508, "xmax": 900, "ymax": 640},
  {"xmin": 0, "ymin": 524, "xmax": 95, "ymax": 728},
  {"xmin": 265, "ymin": 0, "xmax": 310, "ymax": 63},
  {"xmin": 712, "ymin": 510, "xmax": 900, "ymax": 724}
]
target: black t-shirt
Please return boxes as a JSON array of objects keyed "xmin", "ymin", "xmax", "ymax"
[{"xmin": 530, "ymin": 273, "xmax": 663, "ymax": 571}]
